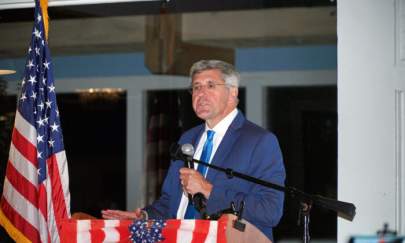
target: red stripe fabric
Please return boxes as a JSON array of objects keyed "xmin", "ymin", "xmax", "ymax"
[
  {"xmin": 38, "ymin": 184, "xmax": 48, "ymax": 223},
  {"xmin": 191, "ymin": 220, "xmax": 210, "ymax": 243},
  {"xmin": 60, "ymin": 219, "xmax": 77, "ymax": 243},
  {"xmin": 161, "ymin": 219, "xmax": 181, "ymax": 243},
  {"xmin": 60, "ymin": 219, "xmax": 133, "ymax": 243},
  {"xmin": 11, "ymin": 128, "xmax": 37, "ymax": 166},
  {"xmin": 47, "ymin": 155, "xmax": 69, "ymax": 235},
  {"xmin": 90, "ymin": 220, "xmax": 106, "ymax": 242},
  {"xmin": 5, "ymin": 161, "xmax": 38, "ymax": 208},
  {"xmin": 59, "ymin": 218, "xmax": 229, "ymax": 243},
  {"xmin": 0, "ymin": 199, "xmax": 40, "ymax": 242},
  {"xmin": 116, "ymin": 221, "xmax": 131, "ymax": 243}
]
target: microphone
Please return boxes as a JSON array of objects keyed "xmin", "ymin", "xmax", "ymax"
[
  {"xmin": 171, "ymin": 143, "xmax": 208, "ymax": 216},
  {"xmin": 181, "ymin": 144, "xmax": 207, "ymax": 217},
  {"xmin": 181, "ymin": 144, "xmax": 195, "ymax": 203},
  {"xmin": 181, "ymin": 144, "xmax": 194, "ymax": 169}
]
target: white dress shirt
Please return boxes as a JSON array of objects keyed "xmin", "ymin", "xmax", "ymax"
[{"xmin": 176, "ymin": 108, "xmax": 238, "ymax": 218}]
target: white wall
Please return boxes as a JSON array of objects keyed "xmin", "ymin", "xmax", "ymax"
[{"xmin": 338, "ymin": 0, "xmax": 405, "ymax": 241}]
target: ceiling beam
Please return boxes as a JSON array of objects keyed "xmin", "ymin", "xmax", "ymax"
[
  {"xmin": 144, "ymin": 12, "xmax": 234, "ymax": 75},
  {"xmin": 0, "ymin": 7, "xmax": 336, "ymax": 58}
]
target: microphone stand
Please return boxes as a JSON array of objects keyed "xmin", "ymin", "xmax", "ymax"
[{"xmin": 173, "ymin": 153, "xmax": 356, "ymax": 243}]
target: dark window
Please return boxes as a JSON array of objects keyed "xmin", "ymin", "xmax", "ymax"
[
  {"xmin": 268, "ymin": 86, "xmax": 337, "ymax": 241},
  {"xmin": 58, "ymin": 92, "xmax": 127, "ymax": 218}
]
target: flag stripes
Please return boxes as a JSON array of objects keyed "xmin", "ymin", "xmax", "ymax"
[
  {"xmin": 61, "ymin": 219, "xmax": 132, "ymax": 243},
  {"xmin": 4, "ymin": 161, "xmax": 39, "ymax": 208},
  {"xmin": 0, "ymin": 200, "xmax": 33, "ymax": 243},
  {"xmin": 8, "ymin": 141, "xmax": 38, "ymax": 186},
  {"xmin": 0, "ymin": 0, "xmax": 71, "ymax": 241},
  {"xmin": 60, "ymin": 217, "xmax": 228, "ymax": 243},
  {"xmin": 1, "ymin": 180, "xmax": 46, "ymax": 241},
  {"xmin": 11, "ymin": 126, "xmax": 38, "ymax": 166}
]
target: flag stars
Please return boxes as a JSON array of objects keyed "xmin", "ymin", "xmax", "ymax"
[
  {"xmin": 56, "ymin": 110, "xmax": 60, "ymax": 117},
  {"xmin": 20, "ymin": 93, "xmax": 27, "ymax": 102},
  {"xmin": 37, "ymin": 151, "xmax": 42, "ymax": 159},
  {"xmin": 28, "ymin": 47, "xmax": 32, "ymax": 54},
  {"xmin": 38, "ymin": 102, "xmax": 44, "ymax": 111},
  {"xmin": 37, "ymin": 134, "xmax": 44, "ymax": 143},
  {"xmin": 43, "ymin": 60, "xmax": 50, "ymax": 70},
  {"xmin": 37, "ymin": 13, "xmax": 42, "ymax": 23},
  {"xmin": 48, "ymin": 139, "xmax": 55, "ymax": 148},
  {"xmin": 42, "ymin": 77, "xmax": 46, "ymax": 85},
  {"xmin": 48, "ymin": 84, "xmax": 55, "ymax": 93},
  {"xmin": 36, "ymin": 118, "xmax": 45, "ymax": 127},
  {"xmin": 45, "ymin": 99, "xmax": 52, "ymax": 109},
  {"xmin": 33, "ymin": 28, "xmax": 42, "ymax": 39},
  {"xmin": 50, "ymin": 122, "xmax": 59, "ymax": 132},
  {"xmin": 31, "ymin": 91, "xmax": 37, "ymax": 100},
  {"xmin": 43, "ymin": 116, "xmax": 49, "ymax": 124},
  {"xmin": 28, "ymin": 75, "xmax": 37, "ymax": 85},
  {"xmin": 37, "ymin": 168, "xmax": 41, "ymax": 176},
  {"xmin": 26, "ymin": 60, "xmax": 35, "ymax": 69}
]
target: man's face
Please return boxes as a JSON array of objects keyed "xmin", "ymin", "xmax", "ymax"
[{"xmin": 191, "ymin": 69, "xmax": 237, "ymax": 127}]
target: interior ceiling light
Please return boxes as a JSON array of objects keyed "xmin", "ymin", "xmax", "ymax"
[{"xmin": 0, "ymin": 70, "xmax": 16, "ymax": 75}]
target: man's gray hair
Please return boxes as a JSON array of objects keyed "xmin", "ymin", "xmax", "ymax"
[{"xmin": 189, "ymin": 60, "xmax": 240, "ymax": 87}]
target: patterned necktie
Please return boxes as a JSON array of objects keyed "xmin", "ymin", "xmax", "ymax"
[{"xmin": 184, "ymin": 130, "xmax": 215, "ymax": 219}]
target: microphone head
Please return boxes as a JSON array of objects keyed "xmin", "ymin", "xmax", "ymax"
[{"xmin": 181, "ymin": 144, "xmax": 195, "ymax": 156}]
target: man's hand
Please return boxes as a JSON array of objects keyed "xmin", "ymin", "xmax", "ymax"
[
  {"xmin": 179, "ymin": 168, "xmax": 213, "ymax": 199},
  {"xmin": 101, "ymin": 208, "xmax": 145, "ymax": 220}
]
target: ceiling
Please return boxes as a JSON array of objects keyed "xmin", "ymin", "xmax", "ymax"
[
  {"xmin": 0, "ymin": 0, "xmax": 335, "ymax": 22},
  {"xmin": 0, "ymin": 0, "xmax": 337, "ymax": 62}
]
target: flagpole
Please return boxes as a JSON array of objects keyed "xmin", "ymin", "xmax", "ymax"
[{"xmin": 39, "ymin": 0, "xmax": 49, "ymax": 40}]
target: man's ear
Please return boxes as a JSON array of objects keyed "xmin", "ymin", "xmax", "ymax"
[{"xmin": 230, "ymin": 87, "xmax": 238, "ymax": 99}]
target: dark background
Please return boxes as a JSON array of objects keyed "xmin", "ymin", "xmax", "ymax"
[{"xmin": 0, "ymin": 85, "xmax": 336, "ymax": 242}]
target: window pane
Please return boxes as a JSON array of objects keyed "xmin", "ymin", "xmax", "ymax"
[
  {"xmin": 58, "ymin": 92, "xmax": 127, "ymax": 217},
  {"xmin": 267, "ymin": 86, "xmax": 337, "ymax": 240}
]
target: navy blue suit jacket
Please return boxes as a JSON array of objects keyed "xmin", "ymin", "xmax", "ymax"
[{"xmin": 144, "ymin": 111, "xmax": 285, "ymax": 241}]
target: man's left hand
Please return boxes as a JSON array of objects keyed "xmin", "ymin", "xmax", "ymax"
[{"xmin": 179, "ymin": 168, "xmax": 213, "ymax": 199}]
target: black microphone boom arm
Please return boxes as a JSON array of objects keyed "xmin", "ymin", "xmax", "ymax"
[{"xmin": 170, "ymin": 144, "xmax": 356, "ymax": 221}]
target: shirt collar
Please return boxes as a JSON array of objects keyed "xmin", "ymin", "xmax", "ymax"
[{"xmin": 204, "ymin": 108, "xmax": 238, "ymax": 137}]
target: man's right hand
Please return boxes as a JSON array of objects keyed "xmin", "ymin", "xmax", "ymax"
[{"xmin": 101, "ymin": 208, "xmax": 144, "ymax": 220}]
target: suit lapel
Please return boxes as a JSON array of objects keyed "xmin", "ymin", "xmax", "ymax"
[
  {"xmin": 206, "ymin": 112, "xmax": 245, "ymax": 182},
  {"xmin": 192, "ymin": 126, "xmax": 205, "ymax": 151}
]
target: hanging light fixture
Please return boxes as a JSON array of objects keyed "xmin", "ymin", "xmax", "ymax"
[{"xmin": 0, "ymin": 70, "xmax": 16, "ymax": 75}]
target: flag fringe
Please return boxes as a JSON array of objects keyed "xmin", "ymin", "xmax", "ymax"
[
  {"xmin": 0, "ymin": 208, "xmax": 32, "ymax": 243},
  {"xmin": 39, "ymin": 0, "xmax": 49, "ymax": 40}
]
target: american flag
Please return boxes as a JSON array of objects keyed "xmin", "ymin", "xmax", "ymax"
[
  {"xmin": 60, "ymin": 216, "xmax": 228, "ymax": 243},
  {"xmin": 0, "ymin": 0, "xmax": 71, "ymax": 242}
]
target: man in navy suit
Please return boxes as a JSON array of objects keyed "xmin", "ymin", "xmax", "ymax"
[{"xmin": 102, "ymin": 60, "xmax": 285, "ymax": 241}]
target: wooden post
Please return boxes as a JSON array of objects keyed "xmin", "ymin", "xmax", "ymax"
[{"xmin": 145, "ymin": 11, "xmax": 234, "ymax": 76}]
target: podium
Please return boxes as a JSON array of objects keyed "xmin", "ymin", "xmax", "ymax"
[
  {"xmin": 60, "ymin": 214, "xmax": 271, "ymax": 243},
  {"xmin": 224, "ymin": 214, "xmax": 272, "ymax": 243}
]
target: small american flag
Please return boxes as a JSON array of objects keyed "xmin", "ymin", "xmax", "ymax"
[
  {"xmin": 0, "ymin": 0, "xmax": 71, "ymax": 242},
  {"xmin": 60, "ymin": 217, "xmax": 228, "ymax": 243}
]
